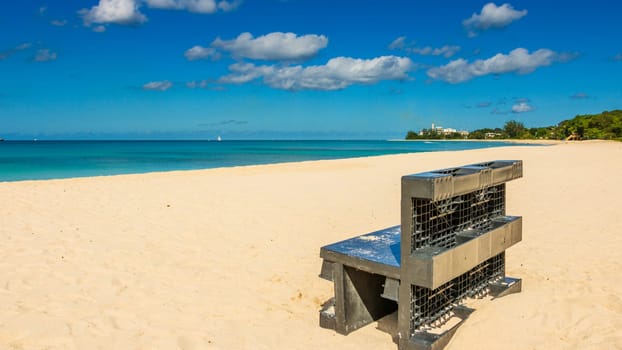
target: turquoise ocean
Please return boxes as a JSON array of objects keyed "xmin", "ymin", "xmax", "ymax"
[{"xmin": 0, "ymin": 140, "xmax": 532, "ymax": 182}]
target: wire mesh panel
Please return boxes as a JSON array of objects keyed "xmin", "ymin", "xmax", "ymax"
[
  {"xmin": 410, "ymin": 184, "xmax": 506, "ymax": 252},
  {"xmin": 458, "ymin": 251, "xmax": 505, "ymax": 298},
  {"xmin": 409, "ymin": 252, "xmax": 505, "ymax": 335}
]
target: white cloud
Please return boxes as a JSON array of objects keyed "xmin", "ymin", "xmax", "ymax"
[
  {"xmin": 511, "ymin": 102, "xmax": 533, "ymax": 113},
  {"xmin": 143, "ymin": 80, "xmax": 173, "ymax": 91},
  {"xmin": 211, "ymin": 32, "xmax": 328, "ymax": 61},
  {"xmin": 427, "ymin": 48, "xmax": 560, "ymax": 83},
  {"xmin": 34, "ymin": 49, "xmax": 57, "ymax": 62},
  {"xmin": 80, "ymin": 0, "xmax": 147, "ymax": 26},
  {"xmin": 144, "ymin": 0, "xmax": 240, "ymax": 13},
  {"xmin": 388, "ymin": 36, "xmax": 406, "ymax": 50},
  {"xmin": 80, "ymin": 0, "xmax": 239, "ymax": 28},
  {"xmin": 463, "ymin": 3, "xmax": 527, "ymax": 37},
  {"xmin": 614, "ymin": 53, "xmax": 622, "ymax": 61},
  {"xmin": 217, "ymin": 0, "xmax": 241, "ymax": 11},
  {"xmin": 388, "ymin": 36, "xmax": 460, "ymax": 58},
  {"xmin": 409, "ymin": 45, "xmax": 461, "ymax": 58},
  {"xmin": 219, "ymin": 55, "xmax": 413, "ymax": 91},
  {"xmin": 184, "ymin": 45, "xmax": 220, "ymax": 61},
  {"xmin": 219, "ymin": 62, "xmax": 272, "ymax": 84},
  {"xmin": 93, "ymin": 25, "xmax": 107, "ymax": 32}
]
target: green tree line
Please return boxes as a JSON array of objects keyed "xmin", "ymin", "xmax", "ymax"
[{"xmin": 405, "ymin": 110, "xmax": 622, "ymax": 140}]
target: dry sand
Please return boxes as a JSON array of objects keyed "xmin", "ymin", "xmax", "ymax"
[{"xmin": 1, "ymin": 141, "xmax": 621, "ymax": 349}]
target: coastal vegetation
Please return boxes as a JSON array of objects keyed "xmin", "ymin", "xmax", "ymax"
[
  {"xmin": 405, "ymin": 130, "xmax": 467, "ymax": 140},
  {"xmin": 405, "ymin": 110, "xmax": 622, "ymax": 141}
]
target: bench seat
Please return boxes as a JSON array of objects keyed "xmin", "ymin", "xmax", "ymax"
[{"xmin": 320, "ymin": 225, "xmax": 401, "ymax": 280}]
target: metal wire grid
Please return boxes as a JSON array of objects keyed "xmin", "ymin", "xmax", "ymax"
[
  {"xmin": 410, "ymin": 184, "xmax": 506, "ymax": 251},
  {"xmin": 409, "ymin": 252, "xmax": 506, "ymax": 334},
  {"xmin": 489, "ymin": 183, "xmax": 506, "ymax": 219},
  {"xmin": 458, "ymin": 251, "xmax": 506, "ymax": 299},
  {"xmin": 468, "ymin": 184, "xmax": 506, "ymax": 231}
]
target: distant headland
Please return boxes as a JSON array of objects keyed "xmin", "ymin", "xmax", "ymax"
[{"xmin": 406, "ymin": 110, "xmax": 622, "ymax": 141}]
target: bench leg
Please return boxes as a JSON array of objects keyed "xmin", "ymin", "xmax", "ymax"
[
  {"xmin": 322, "ymin": 263, "xmax": 397, "ymax": 335},
  {"xmin": 489, "ymin": 276, "xmax": 522, "ymax": 298}
]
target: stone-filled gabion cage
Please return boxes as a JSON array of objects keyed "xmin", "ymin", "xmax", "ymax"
[{"xmin": 319, "ymin": 160, "xmax": 523, "ymax": 350}]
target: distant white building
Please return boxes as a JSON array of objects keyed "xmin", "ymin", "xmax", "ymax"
[
  {"xmin": 425, "ymin": 123, "xmax": 469, "ymax": 137},
  {"xmin": 485, "ymin": 132, "xmax": 502, "ymax": 138}
]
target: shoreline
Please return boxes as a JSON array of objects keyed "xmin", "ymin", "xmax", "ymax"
[
  {"xmin": 1, "ymin": 141, "xmax": 621, "ymax": 349},
  {"xmin": 6, "ymin": 139, "xmax": 617, "ymax": 184},
  {"xmin": 388, "ymin": 138, "xmax": 570, "ymax": 145},
  {"xmin": 0, "ymin": 140, "xmax": 544, "ymax": 182},
  {"xmin": 0, "ymin": 144, "xmax": 547, "ymax": 184}
]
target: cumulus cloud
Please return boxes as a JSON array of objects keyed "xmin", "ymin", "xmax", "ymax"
[
  {"xmin": 143, "ymin": 80, "xmax": 173, "ymax": 91},
  {"xmin": 219, "ymin": 62, "xmax": 273, "ymax": 84},
  {"xmin": 388, "ymin": 36, "xmax": 407, "ymax": 50},
  {"xmin": 144, "ymin": 0, "xmax": 240, "ymax": 13},
  {"xmin": 80, "ymin": 0, "xmax": 147, "ymax": 26},
  {"xmin": 409, "ymin": 45, "xmax": 461, "ymax": 58},
  {"xmin": 80, "ymin": 0, "xmax": 240, "ymax": 28},
  {"xmin": 34, "ymin": 49, "xmax": 57, "ymax": 62},
  {"xmin": 217, "ymin": 0, "xmax": 241, "ymax": 11},
  {"xmin": 427, "ymin": 48, "xmax": 563, "ymax": 83},
  {"xmin": 511, "ymin": 102, "xmax": 533, "ymax": 113},
  {"xmin": 211, "ymin": 32, "xmax": 328, "ymax": 61},
  {"xmin": 218, "ymin": 55, "xmax": 413, "ymax": 91},
  {"xmin": 388, "ymin": 36, "xmax": 460, "ymax": 58},
  {"xmin": 463, "ymin": 3, "xmax": 527, "ymax": 37},
  {"xmin": 184, "ymin": 46, "xmax": 220, "ymax": 61}
]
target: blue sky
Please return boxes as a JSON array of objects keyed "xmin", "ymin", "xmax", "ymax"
[{"xmin": 1, "ymin": 0, "xmax": 621, "ymax": 139}]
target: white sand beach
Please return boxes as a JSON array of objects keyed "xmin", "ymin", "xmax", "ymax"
[{"xmin": 1, "ymin": 141, "xmax": 621, "ymax": 349}]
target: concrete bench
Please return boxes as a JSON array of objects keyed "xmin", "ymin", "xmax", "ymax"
[{"xmin": 319, "ymin": 160, "xmax": 523, "ymax": 350}]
